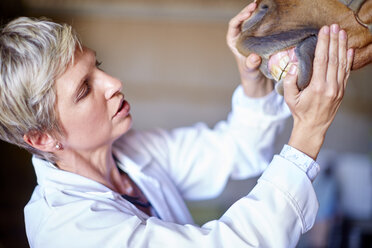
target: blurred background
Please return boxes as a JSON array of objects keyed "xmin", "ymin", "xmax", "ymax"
[{"xmin": 0, "ymin": 0, "xmax": 371, "ymax": 247}]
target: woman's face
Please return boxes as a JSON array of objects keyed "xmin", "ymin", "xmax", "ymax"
[{"xmin": 54, "ymin": 47, "xmax": 132, "ymax": 152}]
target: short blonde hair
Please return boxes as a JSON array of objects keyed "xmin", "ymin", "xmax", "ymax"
[{"xmin": 0, "ymin": 17, "xmax": 81, "ymax": 162}]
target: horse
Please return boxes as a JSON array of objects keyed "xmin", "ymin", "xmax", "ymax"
[{"xmin": 236, "ymin": 0, "xmax": 372, "ymax": 94}]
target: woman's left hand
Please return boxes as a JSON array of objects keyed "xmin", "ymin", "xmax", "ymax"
[
  {"xmin": 227, "ymin": 2, "xmax": 274, "ymax": 97},
  {"xmin": 284, "ymin": 24, "xmax": 354, "ymax": 159}
]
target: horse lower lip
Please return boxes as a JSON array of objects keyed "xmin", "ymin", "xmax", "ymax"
[{"xmin": 294, "ymin": 35, "xmax": 317, "ymax": 90}]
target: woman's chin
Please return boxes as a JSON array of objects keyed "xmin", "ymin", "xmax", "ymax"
[{"xmin": 115, "ymin": 114, "xmax": 133, "ymax": 137}]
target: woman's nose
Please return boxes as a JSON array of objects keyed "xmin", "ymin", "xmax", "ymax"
[{"xmin": 102, "ymin": 72, "xmax": 123, "ymax": 100}]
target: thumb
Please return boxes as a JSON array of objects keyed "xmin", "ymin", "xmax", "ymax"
[
  {"xmin": 283, "ymin": 64, "xmax": 299, "ymax": 100},
  {"xmin": 245, "ymin": 53, "xmax": 261, "ymax": 70}
]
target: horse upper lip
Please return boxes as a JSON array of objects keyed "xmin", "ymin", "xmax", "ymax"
[{"xmin": 238, "ymin": 28, "xmax": 319, "ymax": 59}]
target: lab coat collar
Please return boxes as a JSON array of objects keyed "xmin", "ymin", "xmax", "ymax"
[
  {"xmin": 31, "ymin": 143, "xmax": 152, "ymax": 195},
  {"xmin": 111, "ymin": 141, "xmax": 182, "ymax": 222},
  {"xmin": 112, "ymin": 138, "xmax": 152, "ymax": 172},
  {"xmin": 32, "ymin": 156, "xmax": 116, "ymax": 196}
]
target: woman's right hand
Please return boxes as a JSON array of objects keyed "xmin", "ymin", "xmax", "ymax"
[
  {"xmin": 283, "ymin": 24, "xmax": 354, "ymax": 160},
  {"xmin": 227, "ymin": 2, "xmax": 274, "ymax": 98}
]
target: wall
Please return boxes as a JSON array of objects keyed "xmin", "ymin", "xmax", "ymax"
[
  {"xmin": 26, "ymin": 0, "xmax": 372, "ymax": 222},
  {"xmin": 24, "ymin": 0, "xmax": 371, "ymax": 152},
  {"xmin": 1, "ymin": 0, "xmax": 371, "ymax": 246}
]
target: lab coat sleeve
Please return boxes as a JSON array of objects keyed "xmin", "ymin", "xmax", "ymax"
[
  {"xmin": 28, "ymin": 154, "xmax": 317, "ymax": 248},
  {"xmin": 123, "ymin": 86, "xmax": 291, "ymax": 200}
]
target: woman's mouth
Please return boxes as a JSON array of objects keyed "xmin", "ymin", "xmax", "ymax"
[{"xmin": 113, "ymin": 98, "xmax": 130, "ymax": 119}]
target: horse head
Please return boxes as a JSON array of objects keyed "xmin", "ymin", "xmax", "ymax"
[{"xmin": 236, "ymin": 0, "xmax": 372, "ymax": 94}]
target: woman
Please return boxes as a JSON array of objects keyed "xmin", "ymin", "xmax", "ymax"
[{"xmin": 0, "ymin": 3, "xmax": 353, "ymax": 248}]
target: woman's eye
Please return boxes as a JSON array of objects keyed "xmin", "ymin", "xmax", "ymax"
[
  {"xmin": 96, "ymin": 60, "xmax": 102, "ymax": 68},
  {"xmin": 77, "ymin": 80, "xmax": 91, "ymax": 101}
]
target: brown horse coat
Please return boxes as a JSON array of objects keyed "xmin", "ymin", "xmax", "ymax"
[{"xmin": 236, "ymin": 0, "xmax": 372, "ymax": 91}]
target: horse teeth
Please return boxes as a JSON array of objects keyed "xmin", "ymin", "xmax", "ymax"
[
  {"xmin": 279, "ymin": 55, "xmax": 290, "ymax": 70},
  {"xmin": 280, "ymin": 62, "xmax": 294, "ymax": 80},
  {"xmin": 271, "ymin": 65, "xmax": 282, "ymax": 81}
]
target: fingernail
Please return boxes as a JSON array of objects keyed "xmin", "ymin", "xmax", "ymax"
[
  {"xmin": 331, "ymin": 24, "xmax": 339, "ymax": 33},
  {"xmin": 323, "ymin": 26, "xmax": 330, "ymax": 34},
  {"xmin": 289, "ymin": 64, "xmax": 297, "ymax": 75},
  {"xmin": 347, "ymin": 48, "xmax": 354, "ymax": 58},
  {"xmin": 340, "ymin": 30, "xmax": 347, "ymax": 40},
  {"xmin": 250, "ymin": 54, "xmax": 260, "ymax": 63}
]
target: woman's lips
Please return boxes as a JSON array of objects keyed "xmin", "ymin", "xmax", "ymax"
[{"xmin": 113, "ymin": 99, "xmax": 130, "ymax": 119}]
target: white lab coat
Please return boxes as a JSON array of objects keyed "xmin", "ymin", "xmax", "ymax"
[{"xmin": 24, "ymin": 87, "xmax": 319, "ymax": 248}]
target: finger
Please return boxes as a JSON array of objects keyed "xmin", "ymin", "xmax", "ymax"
[
  {"xmin": 239, "ymin": 2, "xmax": 257, "ymax": 15},
  {"xmin": 227, "ymin": 3, "xmax": 257, "ymax": 39},
  {"xmin": 228, "ymin": 10, "xmax": 254, "ymax": 39},
  {"xmin": 283, "ymin": 64, "xmax": 299, "ymax": 104},
  {"xmin": 337, "ymin": 29, "xmax": 348, "ymax": 88},
  {"xmin": 326, "ymin": 24, "xmax": 340, "ymax": 86},
  {"xmin": 312, "ymin": 26, "xmax": 330, "ymax": 85},
  {"xmin": 343, "ymin": 48, "xmax": 354, "ymax": 88},
  {"xmin": 245, "ymin": 54, "xmax": 262, "ymax": 71}
]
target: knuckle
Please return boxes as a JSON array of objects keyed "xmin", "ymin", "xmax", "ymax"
[
  {"xmin": 317, "ymin": 35, "xmax": 329, "ymax": 47},
  {"xmin": 328, "ymin": 55, "xmax": 338, "ymax": 66},
  {"xmin": 337, "ymin": 90, "xmax": 345, "ymax": 100},
  {"xmin": 314, "ymin": 53, "xmax": 328, "ymax": 65},
  {"xmin": 335, "ymin": 92, "xmax": 343, "ymax": 102},
  {"xmin": 326, "ymin": 91, "xmax": 336, "ymax": 100},
  {"xmin": 324, "ymin": 87, "xmax": 338, "ymax": 100},
  {"xmin": 331, "ymin": 33, "xmax": 339, "ymax": 42},
  {"xmin": 318, "ymin": 32, "xmax": 328, "ymax": 41},
  {"xmin": 313, "ymin": 84, "xmax": 325, "ymax": 94}
]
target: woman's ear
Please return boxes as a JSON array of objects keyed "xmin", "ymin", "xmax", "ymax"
[{"xmin": 23, "ymin": 131, "xmax": 57, "ymax": 152}]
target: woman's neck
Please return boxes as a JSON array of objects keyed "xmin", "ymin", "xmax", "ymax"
[
  {"xmin": 54, "ymin": 144, "xmax": 154, "ymax": 216},
  {"xmin": 55, "ymin": 145, "xmax": 126, "ymax": 193}
]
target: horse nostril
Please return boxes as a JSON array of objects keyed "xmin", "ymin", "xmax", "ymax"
[{"xmin": 261, "ymin": 4, "xmax": 269, "ymax": 10}]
